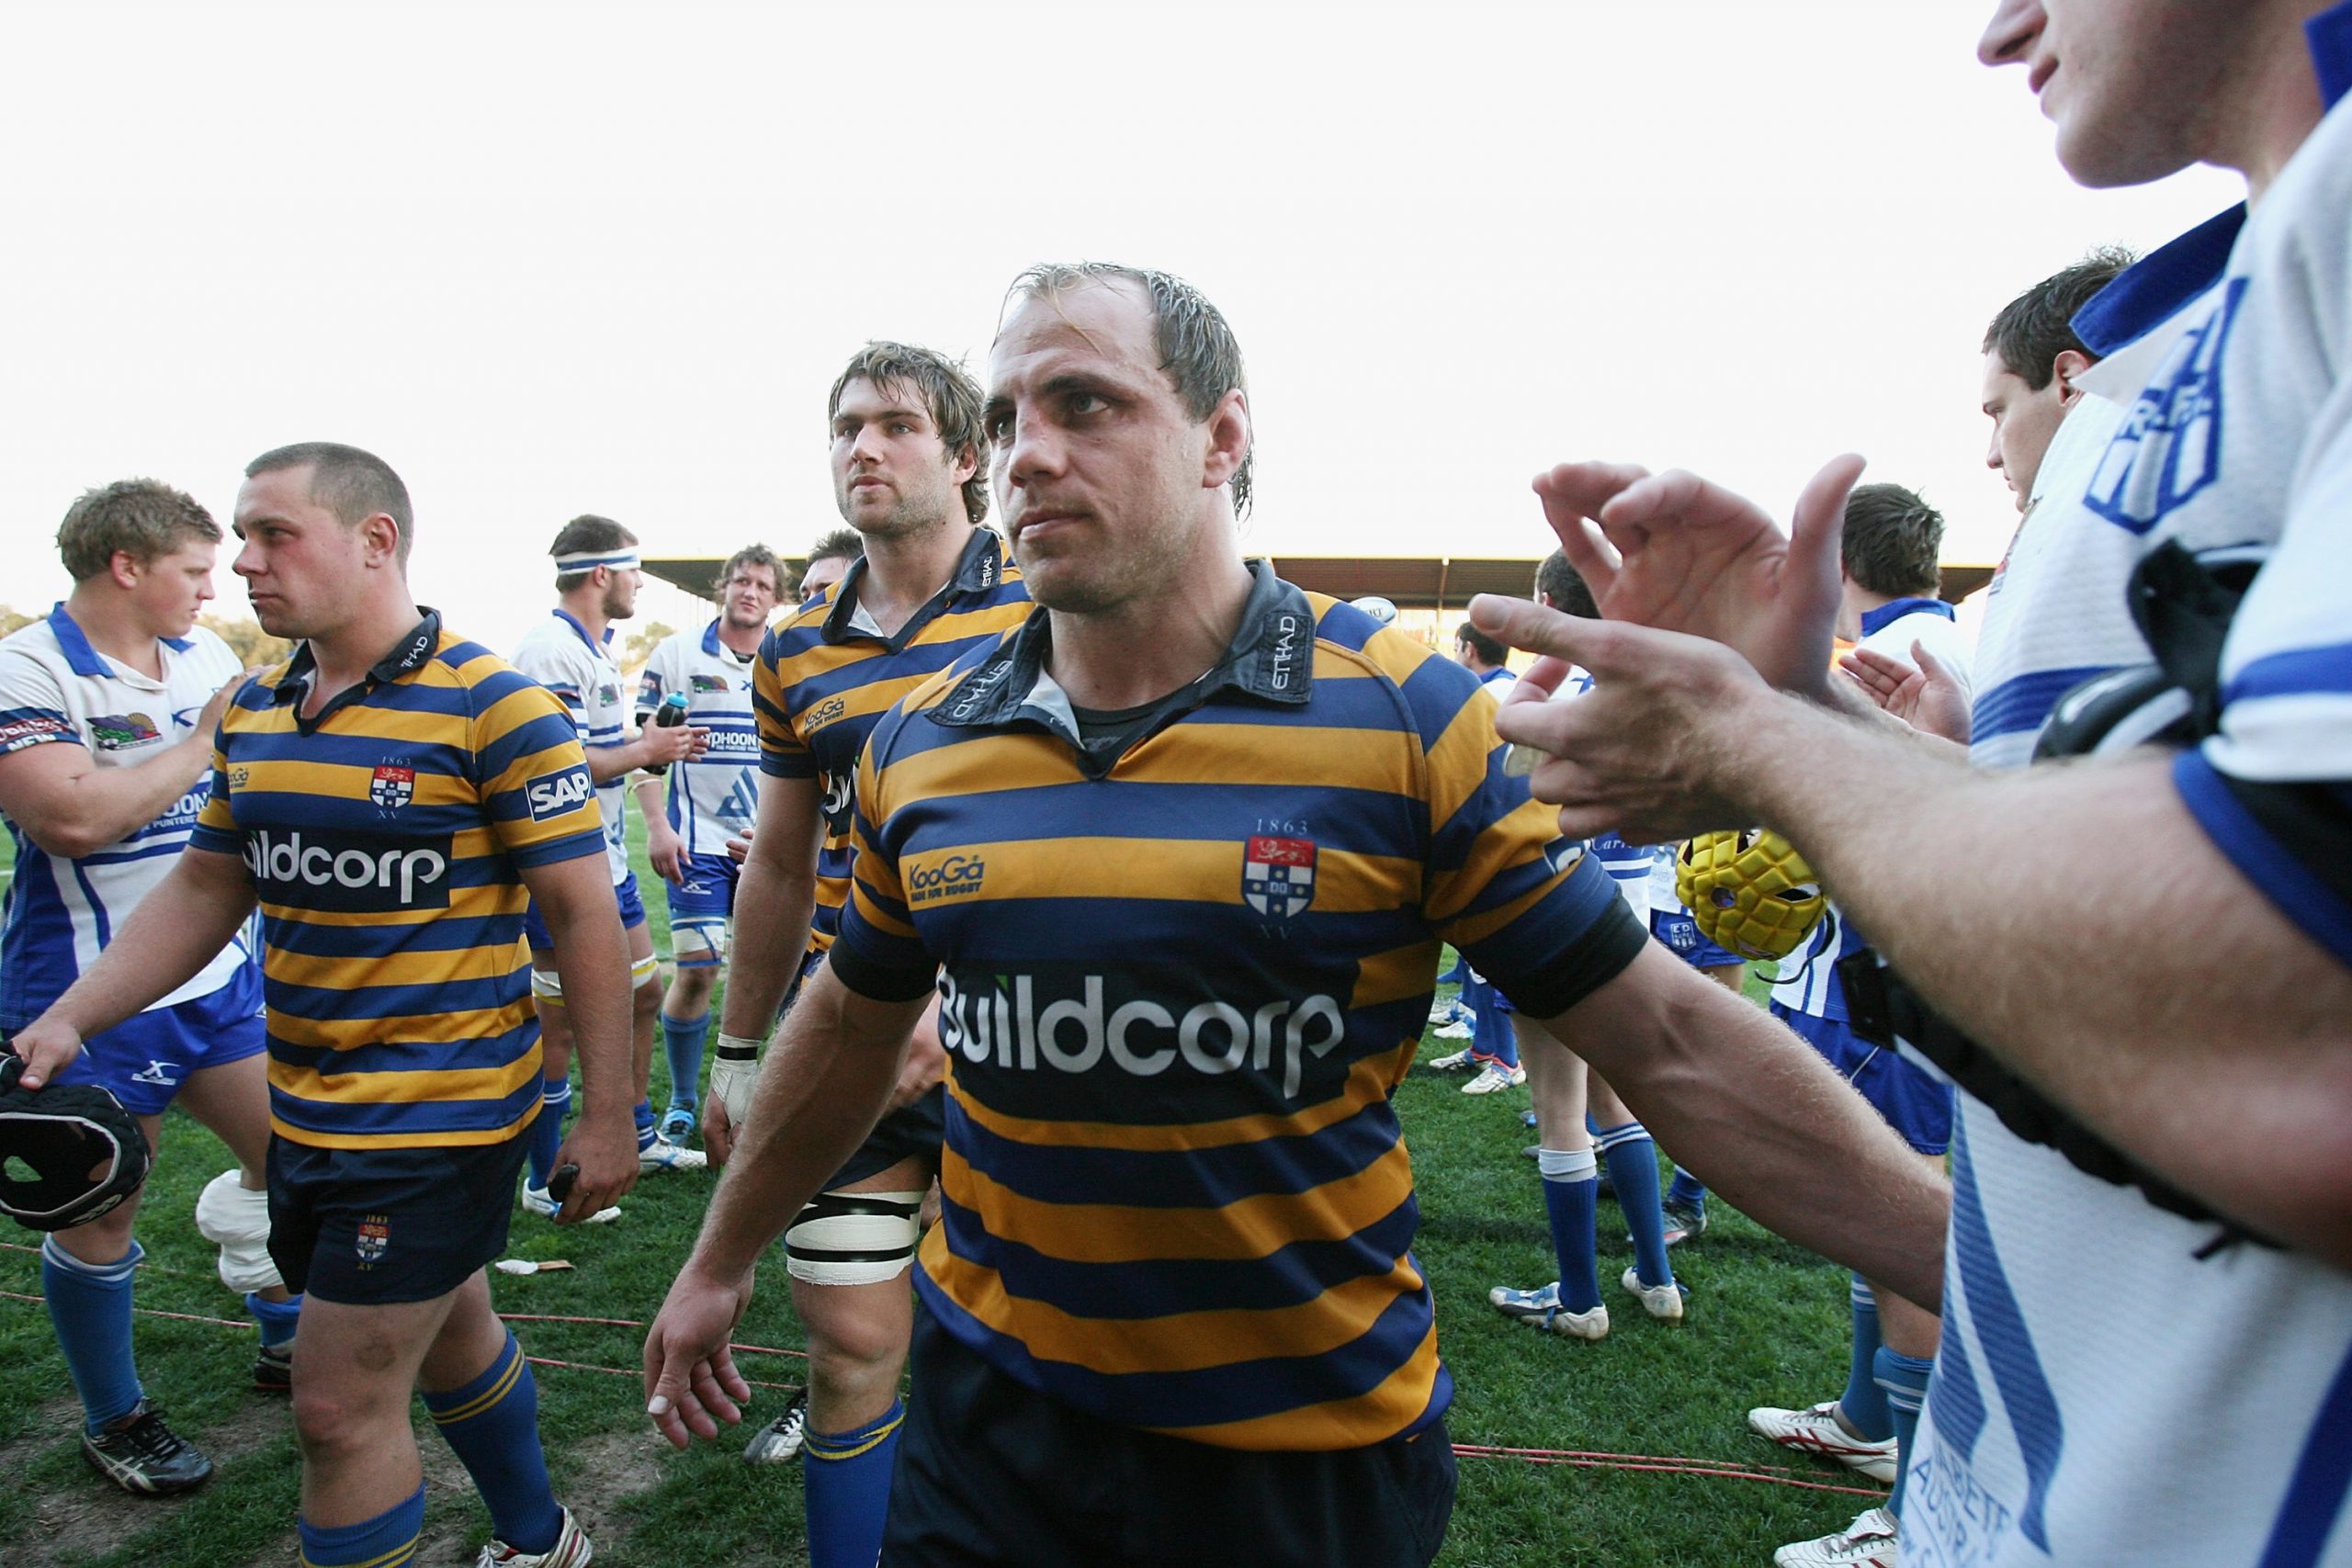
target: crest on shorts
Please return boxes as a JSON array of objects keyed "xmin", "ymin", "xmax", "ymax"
[
  {"xmin": 370, "ymin": 764, "xmax": 416, "ymax": 809},
  {"xmin": 1242, "ymin": 835, "xmax": 1317, "ymax": 920},
  {"xmin": 356, "ymin": 1214, "xmax": 390, "ymax": 1265}
]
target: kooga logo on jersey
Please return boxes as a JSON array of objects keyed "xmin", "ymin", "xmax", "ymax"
[
  {"xmin": 243, "ymin": 829, "xmax": 454, "ymax": 912},
  {"xmin": 936, "ymin": 970, "xmax": 1345, "ymax": 1100}
]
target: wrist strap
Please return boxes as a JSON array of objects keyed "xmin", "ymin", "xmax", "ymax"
[{"xmin": 715, "ymin": 1032, "xmax": 765, "ymax": 1063}]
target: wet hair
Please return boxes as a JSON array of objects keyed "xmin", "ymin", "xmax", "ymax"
[
  {"xmin": 829, "ymin": 342, "xmax": 990, "ymax": 526},
  {"xmin": 1005, "ymin": 262, "xmax": 1253, "ymax": 517},
  {"xmin": 1841, "ymin": 483, "xmax": 1945, "ymax": 600}
]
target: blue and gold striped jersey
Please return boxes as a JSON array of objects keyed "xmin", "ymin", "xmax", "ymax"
[
  {"xmin": 188, "ymin": 614, "xmax": 607, "ymax": 1150},
  {"xmin": 752, "ymin": 528, "xmax": 1027, "ymax": 961},
  {"xmin": 828, "ymin": 563, "xmax": 1648, "ymax": 1450}
]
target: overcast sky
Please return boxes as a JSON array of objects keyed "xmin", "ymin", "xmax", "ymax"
[{"xmin": 0, "ymin": 0, "xmax": 2241, "ymax": 652}]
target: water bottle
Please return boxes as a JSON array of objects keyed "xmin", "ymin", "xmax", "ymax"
[{"xmin": 645, "ymin": 691, "xmax": 689, "ymax": 775}]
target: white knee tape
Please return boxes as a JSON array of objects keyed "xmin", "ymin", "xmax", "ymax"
[
  {"xmin": 671, "ymin": 922, "xmax": 725, "ymax": 965},
  {"xmin": 784, "ymin": 1190, "xmax": 924, "ymax": 1287},
  {"xmin": 193, "ymin": 1169, "xmax": 281, "ymax": 1293},
  {"xmin": 631, "ymin": 953, "xmax": 662, "ymax": 987}
]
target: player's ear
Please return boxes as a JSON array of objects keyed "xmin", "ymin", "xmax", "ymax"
[
  {"xmin": 1202, "ymin": 389, "xmax": 1250, "ymax": 491},
  {"xmin": 359, "ymin": 513, "xmax": 401, "ymax": 569},
  {"xmin": 2052, "ymin": 348, "xmax": 2093, "ymax": 408}
]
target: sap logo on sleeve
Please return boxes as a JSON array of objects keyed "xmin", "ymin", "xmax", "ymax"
[{"xmin": 526, "ymin": 764, "xmax": 595, "ymax": 823}]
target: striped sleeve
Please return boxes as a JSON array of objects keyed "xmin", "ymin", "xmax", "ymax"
[
  {"xmin": 470, "ymin": 666, "xmax": 608, "ymax": 868},
  {"xmin": 0, "ymin": 649, "xmax": 77, "ymax": 756},
  {"xmin": 823, "ymin": 702, "xmax": 937, "ymax": 1002},
  {"xmin": 2177, "ymin": 397, "xmax": 2352, "ymax": 965},
  {"xmin": 753, "ymin": 626, "xmax": 818, "ymax": 780},
  {"xmin": 1402, "ymin": 647, "xmax": 1646, "ymax": 1016}
]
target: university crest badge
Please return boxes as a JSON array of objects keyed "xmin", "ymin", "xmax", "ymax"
[
  {"xmin": 1242, "ymin": 835, "xmax": 1317, "ymax": 920},
  {"xmin": 356, "ymin": 1215, "xmax": 390, "ymax": 1265},
  {"xmin": 370, "ymin": 764, "xmax": 415, "ymax": 809}
]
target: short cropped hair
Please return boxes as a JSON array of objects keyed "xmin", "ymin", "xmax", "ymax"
[
  {"xmin": 1455, "ymin": 622, "xmax": 1508, "ymax": 667},
  {"xmin": 1006, "ymin": 262, "xmax": 1253, "ymax": 519},
  {"xmin": 549, "ymin": 514, "xmax": 638, "ymax": 594},
  {"xmin": 714, "ymin": 543, "xmax": 784, "ymax": 595},
  {"xmin": 1983, "ymin": 246, "xmax": 2135, "ymax": 389},
  {"xmin": 805, "ymin": 526, "xmax": 862, "ymax": 569},
  {"xmin": 1534, "ymin": 550, "xmax": 1598, "ymax": 619},
  {"xmin": 56, "ymin": 479, "xmax": 222, "ymax": 582},
  {"xmin": 1842, "ymin": 483, "xmax": 1946, "ymax": 600},
  {"xmin": 829, "ymin": 342, "xmax": 990, "ymax": 527},
  {"xmin": 244, "ymin": 442, "xmax": 414, "ymax": 565}
]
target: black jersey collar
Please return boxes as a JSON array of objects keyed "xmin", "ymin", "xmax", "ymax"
[
  {"xmin": 820, "ymin": 528, "xmax": 1008, "ymax": 648},
  {"xmin": 273, "ymin": 610, "xmax": 443, "ymax": 709},
  {"xmin": 934, "ymin": 558, "xmax": 1312, "ymax": 732}
]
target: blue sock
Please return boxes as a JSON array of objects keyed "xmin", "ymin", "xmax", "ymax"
[
  {"xmin": 1469, "ymin": 995, "xmax": 1518, "ymax": 1067},
  {"xmin": 1536, "ymin": 1147, "xmax": 1601, "ymax": 1313},
  {"xmin": 661, "ymin": 1011, "xmax": 709, "ymax": 1109},
  {"xmin": 1842, "ymin": 1276, "xmax": 1893, "ymax": 1440},
  {"xmin": 634, "ymin": 1099, "xmax": 657, "ymax": 1154},
  {"xmin": 43, "ymin": 1235, "xmax": 144, "ymax": 1431},
  {"xmin": 299, "ymin": 1485, "xmax": 424, "ymax": 1568},
  {"xmin": 1598, "ymin": 1121, "xmax": 1675, "ymax": 1289},
  {"xmin": 1875, "ymin": 1347, "xmax": 1935, "ymax": 1516},
  {"xmin": 246, "ymin": 1291, "xmax": 303, "ymax": 1349},
  {"xmin": 804, "ymin": 1399, "xmax": 906, "ymax": 1568},
  {"xmin": 423, "ymin": 1332, "xmax": 561, "ymax": 1555},
  {"xmin": 526, "ymin": 1077, "xmax": 569, "ymax": 1189},
  {"xmin": 1666, "ymin": 1165, "xmax": 1708, "ymax": 1212}
]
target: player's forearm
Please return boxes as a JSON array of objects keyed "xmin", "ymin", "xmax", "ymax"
[
  {"xmin": 1551, "ymin": 942, "xmax": 1950, "ymax": 1307},
  {"xmin": 1738, "ymin": 705, "xmax": 2352, "ymax": 1258},
  {"xmin": 631, "ymin": 777, "xmax": 668, "ymax": 828},
  {"xmin": 716, "ymin": 852, "xmax": 818, "ymax": 1042},
  {"xmin": 40, "ymin": 850, "xmax": 253, "ymax": 1036},
  {"xmin": 533, "ymin": 894, "xmax": 639, "ymax": 1122},
  {"xmin": 585, "ymin": 741, "xmax": 639, "ymax": 784},
  {"xmin": 692, "ymin": 965, "xmax": 917, "ymax": 1276},
  {"xmin": 9, "ymin": 736, "xmax": 213, "ymax": 859}
]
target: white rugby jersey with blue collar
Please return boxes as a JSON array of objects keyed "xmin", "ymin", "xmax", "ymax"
[
  {"xmin": 1908, "ymin": 21, "xmax": 2352, "ymax": 1565},
  {"xmin": 827, "ymin": 563, "xmax": 1649, "ymax": 1452},
  {"xmin": 511, "ymin": 609, "xmax": 630, "ymax": 885},
  {"xmin": 635, "ymin": 621, "xmax": 761, "ymax": 860},
  {"xmin": 0, "ymin": 607, "xmax": 254, "ymax": 1027}
]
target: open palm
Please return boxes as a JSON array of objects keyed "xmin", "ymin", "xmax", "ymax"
[{"xmin": 1534, "ymin": 454, "xmax": 1863, "ymax": 696}]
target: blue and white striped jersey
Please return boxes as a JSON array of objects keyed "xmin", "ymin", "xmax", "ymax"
[
  {"xmin": 511, "ymin": 609, "xmax": 630, "ymax": 885},
  {"xmin": 0, "ymin": 608, "xmax": 254, "ymax": 1027},
  {"xmin": 635, "ymin": 621, "xmax": 761, "ymax": 859},
  {"xmin": 1909, "ymin": 28, "xmax": 2352, "ymax": 1566}
]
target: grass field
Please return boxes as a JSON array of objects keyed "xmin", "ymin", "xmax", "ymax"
[{"xmin": 0, "ymin": 819, "xmax": 1876, "ymax": 1567}]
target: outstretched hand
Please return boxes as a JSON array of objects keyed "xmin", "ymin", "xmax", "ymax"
[
  {"xmin": 1534, "ymin": 455, "xmax": 1862, "ymax": 696},
  {"xmin": 1839, "ymin": 641, "xmax": 1973, "ymax": 744},
  {"xmin": 1472, "ymin": 593, "xmax": 1779, "ymax": 844}
]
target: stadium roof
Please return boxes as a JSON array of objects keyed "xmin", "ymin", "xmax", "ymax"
[{"xmin": 643, "ymin": 554, "xmax": 1995, "ymax": 609}]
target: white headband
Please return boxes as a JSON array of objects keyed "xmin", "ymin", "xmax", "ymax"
[{"xmin": 554, "ymin": 548, "xmax": 641, "ymax": 573}]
